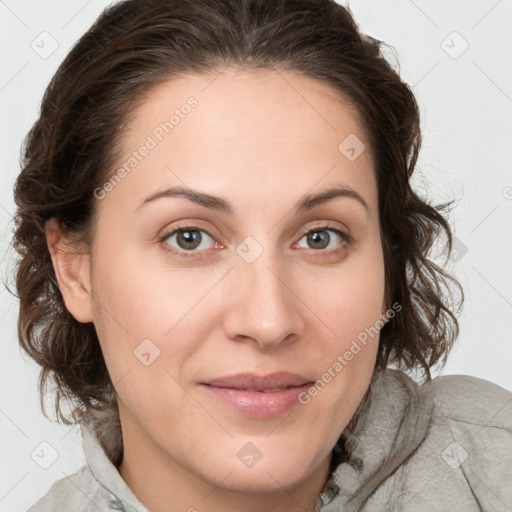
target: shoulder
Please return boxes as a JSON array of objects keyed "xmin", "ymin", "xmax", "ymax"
[
  {"xmin": 26, "ymin": 465, "xmax": 111, "ymax": 512},
  {"xmin": 423, "ymin": 372, "xmax": 512, "ymax": 427},
  {"xmin": 396, "ymin": 373, "xmax": 512, "ymax": 510}
]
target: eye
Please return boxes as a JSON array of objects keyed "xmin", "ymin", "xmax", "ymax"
[
  {"xmin": 295, "ymin": 226, "xmax": 350, "ymax": 252},
  {"xmin": 159, "ymin": 226, "xmax": 216, "ymax": 257},
  {"xmin": 159, "ymin": 223, "xmax": 352, "ymax": 258}
]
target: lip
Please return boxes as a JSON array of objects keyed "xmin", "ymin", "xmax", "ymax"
[
  {"xmin": 199, "ymin": 372, "xmax": 314, "ymax": 419},
  {"xmin": 203, "ymin": 371, "xmax": 312, "ymax": 390}
]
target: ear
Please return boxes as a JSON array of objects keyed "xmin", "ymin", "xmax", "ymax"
[{"xmin": 45, "ymin": 217, "xmax": 94, "ymax": 323}]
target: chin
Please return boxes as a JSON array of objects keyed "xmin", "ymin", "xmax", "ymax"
[
  {"xmin": 198, "ymin": 449, "xmax": 317, "ymax": 494},
  {"xmin": 217, "ymin": 465, "xmax": 310, "ymax": 494}
]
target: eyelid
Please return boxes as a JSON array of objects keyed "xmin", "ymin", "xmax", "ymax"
[{"xmin": 296, "ymin": 222, "xmax": 353, "ymax": 244}]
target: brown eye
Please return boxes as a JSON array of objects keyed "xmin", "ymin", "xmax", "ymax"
[
  {"xmin": 160, "ymin": 226, "xmax": 216, "ymax": 255},
  {"xmin": 175, "ymin": 229, "xmax": 202, "ymax": 250},
  {"xmin": 296, "ymin": 227, "xmax": 347, "ymax": 251}
]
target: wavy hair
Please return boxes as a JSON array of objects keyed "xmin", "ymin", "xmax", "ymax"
[{"xmin": 12, "ymin": 0, "xmax": 463, "ymax": 452}]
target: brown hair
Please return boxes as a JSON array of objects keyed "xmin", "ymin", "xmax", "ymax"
[{"xmin": 12, "ymin": 0, "xmax": 463, "ymax": 437}]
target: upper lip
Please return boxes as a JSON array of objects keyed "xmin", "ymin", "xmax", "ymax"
[{"xmin": 202, "ymin": 371, "xmax": 313, "ymax": 390}]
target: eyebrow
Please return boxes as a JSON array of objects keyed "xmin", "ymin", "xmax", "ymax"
[{"xmin": 135, "ymin": 184, "xmax": 369, "ymax": 215}]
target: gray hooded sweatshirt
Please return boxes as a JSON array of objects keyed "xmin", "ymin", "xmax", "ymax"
[{"xmin": 27, "ymin": 368, "xmax": 512, "ymax": 512}]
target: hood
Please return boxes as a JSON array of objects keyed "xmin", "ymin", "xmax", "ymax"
[{"xmin": 318, "ymin": 368, "xmax": 434, "ymax": 511}]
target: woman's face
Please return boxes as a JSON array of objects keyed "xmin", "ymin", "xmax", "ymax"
[{"xmin": 84, "ymin": 68, "xmax": 387, "ymax": 498}]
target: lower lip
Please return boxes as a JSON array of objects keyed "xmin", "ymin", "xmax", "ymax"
[{"xmin": 199, "ymin": 383, "xmax": 312, "ymax": 419}]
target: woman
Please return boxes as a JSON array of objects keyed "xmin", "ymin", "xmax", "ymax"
[{"xmin": 13, "ymin": 0, "xmax": 511, "ymax": 511}]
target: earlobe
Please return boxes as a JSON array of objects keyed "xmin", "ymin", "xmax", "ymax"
[{"xmin": 45, "ymin": 217, "xmax": 94, "ymax": 323}]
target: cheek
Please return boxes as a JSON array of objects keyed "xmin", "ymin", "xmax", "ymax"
[
  {"xmin": 90, "ymin": 245, "xmax": 221, "ymax": 387},
  {"xmin": 92, "ymin": 238, "xmax": 194, "ymax": 336},
  {"xmin": 90, "ymin": 260, "xmax": 201, "ymax": 425},
  {"xmin": 301, "ymin": 250, "xmax": 384, "ymax": 411},
  {"xmin": 314, "ymin": 249, "xmax": 385, "ymax": 346}
]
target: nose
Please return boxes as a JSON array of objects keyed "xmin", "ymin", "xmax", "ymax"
[{"xmin": 223, "ymin": 253, "xmax": 305, "ymax": 350}]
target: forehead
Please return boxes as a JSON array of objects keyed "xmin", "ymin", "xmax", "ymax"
[
  {"xmin": 104, "ymin": 67, "xmax": 377, "ymax": 216},
  {"xmin": 128, "ymin": 67, "xmax": 369, "ymax": 148}
]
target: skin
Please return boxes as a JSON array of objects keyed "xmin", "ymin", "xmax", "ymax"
[{"xmin": 46, "ymin": 67, "xmax": 388, "ymax": 512}]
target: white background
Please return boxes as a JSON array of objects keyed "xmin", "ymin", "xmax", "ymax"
[{"xmin": 1, "ymin": 1, "xmax": 511, "ymax": 510}]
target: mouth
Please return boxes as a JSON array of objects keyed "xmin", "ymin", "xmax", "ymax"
[{"xmin": 199, "ymin": 371, "xmax": 314, "ymax": 418}]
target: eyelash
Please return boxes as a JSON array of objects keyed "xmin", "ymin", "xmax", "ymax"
[{"xmin": 158, "ymin": 223, "xmax": 353, "ymax": 259}]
